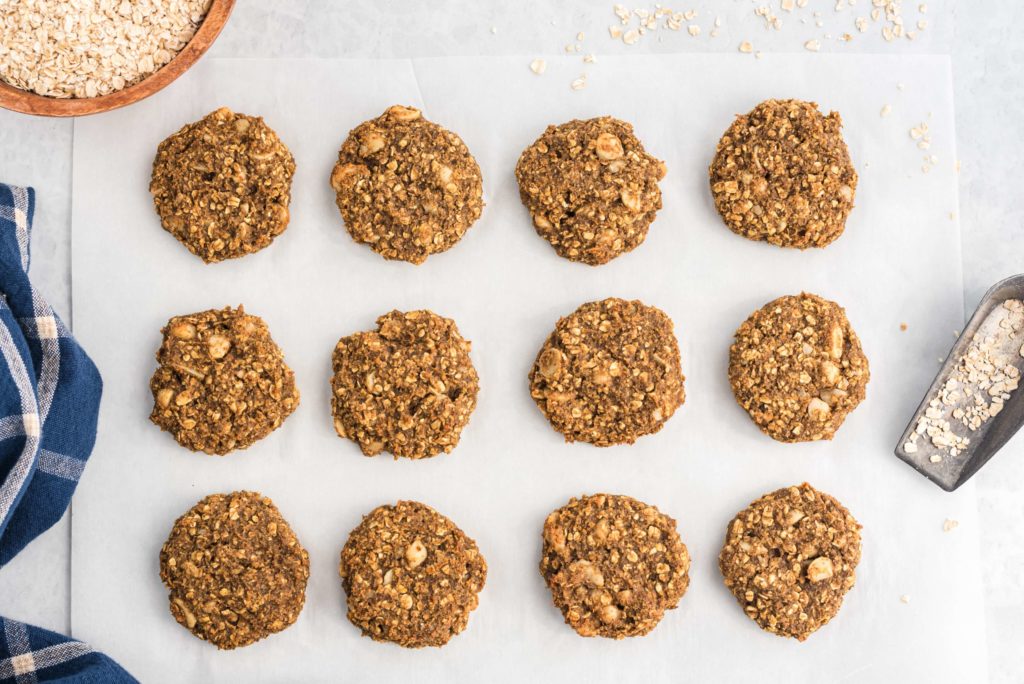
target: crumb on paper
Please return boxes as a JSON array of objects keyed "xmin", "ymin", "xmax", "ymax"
[
  {"xmin": 880, "ymin": 104, "xmax": 892, "ymax": 117},
  {"xmin": 943, "ymin": 518, "xmax": 959, "ymax": 532},
  {"xmin": 530, "ymin": 59, "xmax": 547, "ymax": 75},
  {"xmin": 900, "ymin": 594, "xmax": 911, "ymax": 604},
  {"xmin": 900, "ymin": 322, "xmax": 908, "ymax": 332}
]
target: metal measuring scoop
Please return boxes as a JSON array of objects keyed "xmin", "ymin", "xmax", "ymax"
[{"xmin": 895, "ymin": 274, "xmax": 1024, "ymax": 491}]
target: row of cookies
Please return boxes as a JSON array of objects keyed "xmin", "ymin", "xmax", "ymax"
[
  {"xmin": 149, "ymin": 98, "xmax": 857, "ymax": 266},
  {"xmin": 159, "ymin": 484, "xmax": 862, "ymax": 649},
  {"xmin": 148, "ymin": 293, "xmax": 869, "ymax": 456}
]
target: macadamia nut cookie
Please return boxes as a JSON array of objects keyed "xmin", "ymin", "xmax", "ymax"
[
  {"xmin": 541, "ymin": 494, "xmax": 690, "ymax": 638},
  {"xmin": 515, "ymin": 117, "xmax": 666, "ymax": 265},
  {"xmin": 159, "ymin": 491, "xmax": 310, "ymax": 649},
  {"xmin": 709, "ymin": 99, "xmax": 857, "ymax": 248},
  {"xmin": 330, "ymin": 105, "xmax": 484, "ymax": 264},
  {"xmin": 150, "ymin": 107, "xmax": 295, "ymax": 263},
  {"xmin": 729, "ymin": 293, "xmax": 869, "ymax": 442},
  {"xmin": 719, "ymin": 483, "xmax": 862, "ymax": 640},
  {"xmin": 529, "ymin": 298, "xmax": 685, "ymax": 446},
  {"xmin": 339, "ymin": 500, "xmax": 487, "ymax": 648},
  {"xmin": 330, "ymin": 309, "xmax": 479, "ymax": 459},
  {"xmin": 149, "ymin": 306, "xmax": 300, "ymax": 455}
]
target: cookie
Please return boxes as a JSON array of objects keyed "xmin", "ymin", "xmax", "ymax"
[
  {"xmin": 159, "ymin": 491, "xmax": 310, "ymax": 649},
  {"xmin": 540, "ymin": 493, "xmax": 690, "ymax": 638},
  {"xmin": 330, "ymin": 309, "xmax": 479, "ymax": 459},
  {"xmin": 718, "ymin": 483, "xmax": 862, "ymax": 641},
  {"xmin": 728, "ymin": 292, "xmax": 869, "ymax": 442},
  {"xmin": 339, "ymin": 500, "xmax": 487, "ymax": 648},
  {"xmin": 529, "ymin": 298, "xmax": 685, "ymax": 446},
  {"xmin": 150, "ymin": 107, "xmax": 295, "ymax": 263},
  {"xmin": 329, "ymin": 105, "xmax": 484, "ymax": 264},
  {"xmin": 149, "ymin": 306, "xmax": 300, "ymax": 455},
  {"xmin": 515, "ymin": 117, "xmax": 666, "ymax": 265},
  {"xmin": 709, "ymin": 99, "xmax": 857, "ymax": 248}
]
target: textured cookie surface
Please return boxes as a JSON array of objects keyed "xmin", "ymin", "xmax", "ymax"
[
  {"xmin": 729, "ymin": 292, "xmax": 869, "ymax": 442},
  {"xmin": 149, "ymin": 306, "xmax": 300, "ymax": 454},
  {"xmin": 718, "ymin": 483, "xmax": 862, "ymax": 641},
  {"xmin": 529, "ymin": 298, "xmax": 684, "ymax": 446},
  {"xmin": 515, "ymin": 117, "xmax": 666, "ymax": 265},
  {"xmin": 150, "ymin": 107, "xmax": 295, "ymax": 263},
  {"xmin": 331, "ymin": 310, "xmax": 479, "ymax": 459},
  {"xmin": 159, "ymin": 491, "xmax": 310, "ymax": 649},
  {"xmin": 339, "ymin": 500, "xmax": 487, "ymax": 648},
  {"xmin": 709, "ymin": 99, "xmax": 857, "ymax": 248},
  {"xmin": 330, "ymin": 105, "xmax": 484, "ymax": 264},
  {"xmin": 540, "ymin": 494, "xmax": 690, "ymax": 638}
]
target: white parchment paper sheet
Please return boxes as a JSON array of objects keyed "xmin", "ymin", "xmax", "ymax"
[{"xmin": 70, "ymin": 55, "xmax": 983, "ymax": 683}]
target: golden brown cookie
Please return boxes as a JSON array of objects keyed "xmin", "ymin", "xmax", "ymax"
[
  {"xmin": 330, "ymin": 309, "xmax": 479, "ymax": 459},
  {"xmin": 515, "ymin": 117, "xmax": 666, "ymax": 265},
  {"xmin": 529, "ymin": 298, "xmax": 684, "ymax": 446},
  {"xmin": 709, "ymin": 99, "xmax": 857, "ymax": 248},
  {"xmin": 719, "ymin": 483, "xmax": 862, "ymax": 641},
  {"xmin": 339, "ymin": 500, "xmax": 487, "ymax": 648},
  {"xmin": 729, "ymin": 293, "xmax": 869, "ymax": 442},
  {"xmin": 150, "ymin": 107, "xmax": 295, "ymax": 263},
  {"xmin": 329, "ymin": 105, "xmax": 484, "ymax": 264},
  {"xmin": 159, "ymin": 491, "xmax": 310, "ymax": 649},
  {"xmin": 149, "ymin": 306, "xmax": 300, "ymax": 455},
  {"xmin": 540, "ymin": 494, "xmax": 690, "ymax": 638}
]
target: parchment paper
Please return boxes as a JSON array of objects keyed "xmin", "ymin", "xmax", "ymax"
[{"xmin": 70, "ymin": 55, "xmax": 984, "ymax": 683}]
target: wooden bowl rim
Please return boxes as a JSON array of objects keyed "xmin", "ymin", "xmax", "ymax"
[{"xmin": 0, "ymin": 0, "xmax": 235, "ymax": 118}]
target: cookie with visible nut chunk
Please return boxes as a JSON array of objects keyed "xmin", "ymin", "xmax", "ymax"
[
  {"xmin": 330, "ymin": 105, "xmax": 484, "ymax": 264},
  {"xmin": 515, "ymin": 117, "xmax": 666, "ymax": 265},
  {"xmin": 339, "ymin": 500, "xmax": 487, "ymax": 648},
  {"xmin": 540, "ymin": 493, "xmax": 690, "ymax": 638},
  {"xmin": 718, "ymin": 483, "xmax": 862, "ymax": 641},
  {"xmin": 159, "ymin": 491, "xmax": 310, "ymax": 649},
  {"xmin": 150, "ymin": 107, "xmax": 296, "ymax": 263},
  {"xmin": 728, "ymin": 292, "xmax": 869, "ymax": 442},
  {"xmin": 149, "ymin": 306, "xmax": 299, "ymax": 455},
  {"xmin": 330, "ymin": 309, "xmax": 479, "ymax": 459},
  {"xmin": 529, "ymin": 298, "xmax": 685, "ymax": 446},
  {"xmin": 709, "ymin": 98, "xmax": 857, "ymax": 248}
]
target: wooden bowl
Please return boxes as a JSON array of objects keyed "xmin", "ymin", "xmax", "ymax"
[{"xmin": 0, "ymin": 0, "xmax": 235, "ymax": 117}]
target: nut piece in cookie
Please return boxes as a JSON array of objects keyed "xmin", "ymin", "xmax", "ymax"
[
  {"xmin": 159, "ymin": 491, "xmax": 310, "ymax": 649},
  {"xmin": 709, "ymin": 98, "xmax": 857, "ymax": 248},
  {"xmin": 150, "ymin": 107, "xmax": 296, "ymax": 263},
  {"xmin": 728, "ymin": 292, "xmax": 869, "ymax": 442},
  {"xmin": 529, "ymin": 298, "xmax": 685, "ymax": 446},
  {"xmin": 718, "ymin": 483, "xmax": 862, "ymax": 640},
  {"xmin": 515, "ymin": 116, "xmax": 666, "ymax": 265},
  {"xmin": 330, "ymin": 105, "xmax": 485, "ymax": 264},
  {"xmin": 149, "ymin": 306, "xmax": 300, "ymax": 454},
  {"xmin": 540, "ymin": 493, "xmax": 690, "ymax": 638},
  {"xmin": 339, "ymin": 500, "xmax": 487, "ymax": 648},
  {"xmin": 330, "ymin": 309, "xmax": 479, "ymax": 459}
]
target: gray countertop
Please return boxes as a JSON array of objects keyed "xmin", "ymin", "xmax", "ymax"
[{"xmin": 0, "ymin": 1, "xmax": 1021, "ymax": 680}]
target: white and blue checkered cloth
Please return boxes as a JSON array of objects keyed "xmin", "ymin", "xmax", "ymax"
[{"xmin": 0, "ymin": 185, "xmax": 135, "ymax": 683}]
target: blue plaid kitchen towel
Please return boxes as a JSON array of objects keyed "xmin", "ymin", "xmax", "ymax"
[{"xmin": 0, "ymin": 185, "xmax": 135, "ymax": 682}]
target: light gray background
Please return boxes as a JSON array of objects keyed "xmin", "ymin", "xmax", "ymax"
[{"xmin": 0, "ymin": 1, "xmax": 1020, "ymax": 681}]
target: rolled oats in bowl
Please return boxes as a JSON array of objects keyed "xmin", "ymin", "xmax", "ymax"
[{"xmin": 0, "ymin": 0, "xmax": 211, "ymax": 98}]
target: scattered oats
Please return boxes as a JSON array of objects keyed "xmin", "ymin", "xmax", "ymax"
[
  {"xmin": 571, "ymin": 75, "xmax": 588, "ymax": 91},
  {"xmin": 624, "ymin": 28, "xmax": 641, "ymax": 44},
  {"xmin": 919, "ymin": 3, "xmax": 927, "ymax": 12},
  {"xmin": 855, "ymin": 16, "xmax": 869, "ymax": 32},
  {"xmin": 530, "ymin": 59, "xmax": 548, "ymax": 75},
  {"xmin": 688, "ymin": 24, "xmax": 701, "ymax": 36},
  {"xmin": 583, "ymin": 53, "xmax": 597, "ymax": 63},
  {"xmin": 610, "ymin": 25, "xmax": 624, "ymax": 38},
  {"xmin": 615, "ymin": 4, "xmax": 632, "ymax": 22},
  {"xmin": 917, "ymin": 19, "xmax": 927, "ymax": 29},
  {"xmin": 577, "ymin": 31, "xmax": 586, "ymax": 40},
  {"xmin": 804, "ymin": 39, "xmax": 821, "ymax": 51},
  {"xmin": 739, "ymin": 41, "xmax": 754, "ymax": 53},
  {"xmin": 841, "ymin": 32, "xmax": 853, "ymax": 41},
  {"xmin": 900, "ymin": 323, "xmax": 908, "ymax": 332},
  {"xmin": 903, "ymin": 441, "xmax": 918, "ymax": 454},
  {"xmin": 880, "ymin": 104, "xmax": 892, "ymax": 117},
  {"xmin": 782, "ymin": 0, "xmax": 796, "ymax": 10},
  {"xmin": 943, "ymin": 518, "xmax": 959, "ymax": 532},
  {"xmin": 755, "ymin": 51, "xmax": 764, "ymax": 59},
  {"xmin": 900, "ymin": 594, "xmax": 911, "ymax": 604},
  {"xmin": 929, "ymin": 453, "xmax": 942, "ymax": 463}
]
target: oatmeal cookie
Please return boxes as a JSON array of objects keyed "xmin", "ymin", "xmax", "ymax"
[
  {"xmin": 718, "ymin": 483, "xmax": 862, "ymax": 640},
  {"xmin": 529, "ymin": 298, "xmax": 684, "ymax": 446},
  {"xmin": 329, "ymin": 105, "xmax": 484, "ymax": 264},
  {"xmin": 729, "ymin": 293, "xmax": 869, "ymax": 442},
  {"xmin": 159, "ymin": 491, "xmax": 310, "ymax": 649},
  {"xmin": 709, "ymin": 99, "xmax": 857, "ymax": 248},
  {"xmin": 150, "ymin": 107, "xmax": 295, "ymax": 263},
  {"xmin": 540, "ymin": 494, "xmax": 690, "ymax": 638},
  {"xmin": 330, "ymin": 310, "xmax": 479, "ymax": 459},
  {"xmin": 339, "ymin": 500, "xmax": 487, "ymax": 648},
  {"xmin": 515, "ymin": 117, "xmax": 666, "ymax": 265},
  {"xmin": 149, "ymin": 306, "xmax": 300, "ymax": 455}
]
